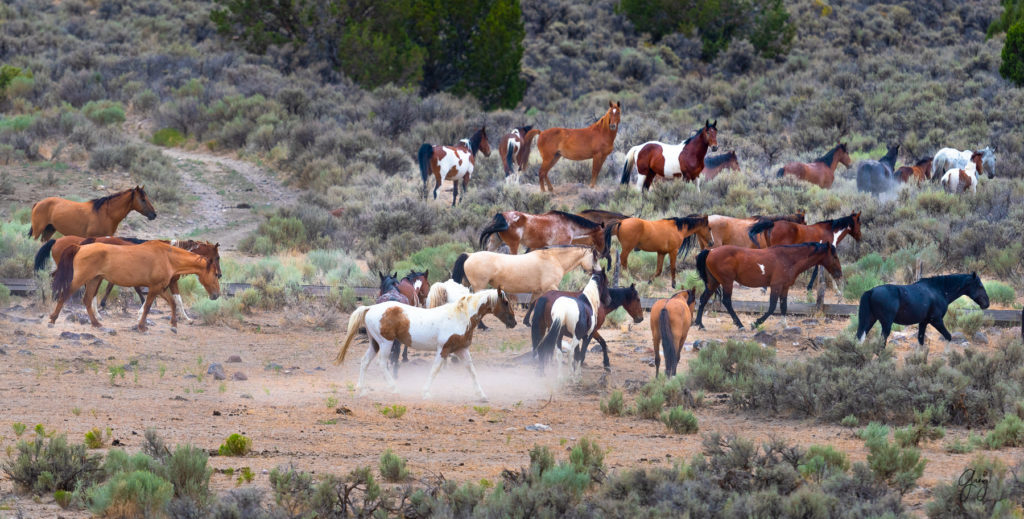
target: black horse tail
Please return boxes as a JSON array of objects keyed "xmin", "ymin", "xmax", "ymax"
[
  {"xmin": 856, "ymin": 289, "xmax": 874, "ymax": 341},
  {"xmin": 695, "ymin": 249, "xmax": 721, "ymax": 299},
  {"xmin": 530, "ymin": 295, "xmax": 550, "ymax": 355},
  {"xmin": 537, "ymin": 315, "xmax": 565, "ymax": 370},
  {"xmin": 479, "ymin": 213, "xmax": 509, "ymax": 250},
  {"xmin": 52, "ymin": 244, "xmax": 81, "ymax": 302},
  {"xmin": 451, "ymin": 253, "xmax": 469, "ymax": 285},
  {"xmin": 505, "ymin": 142, "xmax": 516, "ymax": 175},
  {"xmin": 620, "ymin": 147, "xmax": 637, "ymax": 184},
  {"xmin": 775, "ymin": 167, "xmax": 785, "ymax": 178},
  {"xmin": 604, "ymin": 221, "xmax": 621, "ymax": 257},
  {"xmin": 417, "ymin": 143, "xmax": 433, "ymax": 195},
  {"xmin": 659, "ymin": 308, "xmax": 677, "ymax": 376},
  {"xmin": 34, "ymin": 239, "xmax": 56, "ymax": 271},
  {"xmin": 678, "ymin": 234, "xmax": 696, "ymax": 261},
  {"xmin": 747, "ymin": 220, "xmax": 774, "ymax": 247},
  {"xmin": 806, "ymin": 265, "xmax": 819, "ymax": 291}
]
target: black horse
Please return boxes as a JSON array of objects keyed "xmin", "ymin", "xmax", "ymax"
[
  {"xmin": 856, "ymin": 273, "xmax": 989, "ymax": 346},
  {"xmin": 533, "ymin": 271, "xmax": 611, "ymax": 376},
  {"xmin": 856, "ymin": 144, "xmax": 900, "ymax": 195}
]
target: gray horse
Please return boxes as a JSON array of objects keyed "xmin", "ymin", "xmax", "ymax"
[{"xmin": 856, "ymin": 144, "xmax": 900, "ymax": 195}]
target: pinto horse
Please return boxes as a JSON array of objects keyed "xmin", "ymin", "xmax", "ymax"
[
  {"xmin": 941, "ymin": 152, "xmax": 984, "ymax": 194},
  {"xmin": 535, "ymin": 101, "xmax": 621, "ymax": 191},
  {"xmin": 417, "ymin": 127, "xmax": 491, "ymax": 206},
  {"xmin": 896, "ymin": 157, "xmax": 933, "ymax": 184},
  {"xmin": 49, "ymin": 241, "xmax": 221, "ymax": 332},
  {"xmin": 604, "ymin": 215, "xmax": 711, "ymax": 288},
  {"xmin": 932, "ymin": 146, "xmax": 995, "ymax": 180},
  {"xmin": 478, "ymin": 210, "xmax": 607, "ymax": 260},
  {"xmin": 335, "ymin": 289, "xmax": 517, "ymax": 400},
  {"xmin": 701, "ymin": 212, "xmax": 806, "ymax": 250},
  {"xmin": 621, "ymin": 120, "xmax": 718, "ymax": 191},
  {"xmin": 856, "ymin": 273, "xmax": 989, "ymax": 346},
  {"xmin": 694, "ymin": 243, "xmax": 843, "ymax": 330},
  {"xmin": 702, "ymin": 151, "xmax": 740, "ymax": 182},
  {"xmin": 776, "ymin": 143, "xmax": 851, "ymax": 189},
  {"xmin": 499, "ymin": 125, "xmax": 539, "ymax": 184},
  {"xmin": 426, "ymin": 278, "xmax": 471, "ymax": 308},
  {"xmin": 29, "ymin": 186, "xmax": 157, "ymax": 241},
  {"xmin": 650, "ymin": 290, "xmax": 697, "ymax": 377},
  {"xmin": 856, "ymin": 144, "xmax": 900, "ymax": 195},
  {"xmin": 532, "ymin": 281, "xmax": 643, "ymax": 372},
  {"xmin": 749, "ymin": 211, "xmax": 861, "ymax": 290},
  {"xmin": 533, "ymin": 272, "xmax": 611, "ymax": 380}
]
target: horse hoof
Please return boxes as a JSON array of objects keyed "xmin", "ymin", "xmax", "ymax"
[
  {"xmin": 47, "ymin": 322, "xmax": 54, "ymax": 328},
  {"xmin": 170, "ymin": 327, "xmax": 177, "ymax": 334}
]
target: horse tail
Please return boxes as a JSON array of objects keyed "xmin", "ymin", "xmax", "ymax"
[
  {"xmin": 747, "ymin": 220, "xmax": 774, "ymax": 247},
  {"xmin": 695, "ymin": 249, "xmax": 721, "ymax": 299},
  {"xmin": 336, "ymin": 305, "xmax": 370, "ymax": 364},
  {"xmin": 806, "ymin": 265, "xmax": 819, "ymax": 291},
  {"xmin": 451, "ymin": 253, "xmax": 469, "ymax": 285},
  {"xmin": 478, "ymin": 213, "xmax": 509, "ymax": 250},
  {"xmin": 531, "ymin": 295, "xmax": 550, "ymax": 354},
  {"xmin": 51, "ymin": 243, "xmax": 80, "ymax": 302},
  {"xmin": 659, "ymin": 308, "xmax": 678, "ymax": 375},
  {"xmin": 678, "ymin": 234, "xmax": 696, "ymax": 261},
  {"xmin": 620, "ymin": 147, "xmax": 637, "ymax": 184},
  {"xmin": 34, "ymin": 239, "xmax": 56, "ymax": 271},
  {"xmin": 505, "ymin": 142, "xmax": 516, "ymax": 174},
  {"xmin": 604, "ymin": 221, "xmax": 621, "ymax": 257},
  {"xmin": 856, "ymin": 290, "xmax": 873, "ymax": 341},
  {"xmin": 426, "ymin": 283, "xmax": 445, "ymax": 308},
  {"xmin": 537, "ymin": 313, "xmax": 565, "ymax": 367},
  {"xmin": 775, "ymin": 167, "xmax": 785, "ymax": 178},
  {"xmin": 523, "ymin": 128, "xmax": 541, "ymax": 149},
  {"xmin": 417, "ymin": 143, "xmax": 433, "ymax": 192}
]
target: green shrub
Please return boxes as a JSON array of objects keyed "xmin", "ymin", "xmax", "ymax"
[
  {"xmin": 864, "ymin": 432, "xmax": 926, "ymax": 495},
  {"xmin": 164, "ymin": 445, "xmax": 212, "ymax": 503},
  {"xmin": 378, "ymin": 449, "xmax": 409, "ymax": 482},
  {"xmin": 660, "ymin": 406, "xmax": 699, "ymax": 434},
  {"xmin": 599, "ymin": 390, "xmax": 624, "ymax": 416},
  {"xmin": 634, "ymin": 390, "xmax": 665, "ymax": 420},
  {"xmin": 686, "ymin": 340, "xmax": 775, "ymax": 392},
  {"xmin": 87, "ymin": 470, "xmax": 173, "ymax": 519},
  {"xmin": 0, "ymin": 282, "xmax": 9, "ymax": 307},
  {"xmin": 218, "ymin": 434, "xmax": 252, "ymax": 457},
  {"xmin": 54, "ymin": 489, "xmax": 72, "ymax": 509},
  {"xmin": 380, "ymin": 404, "xmax": 407, "ymax": 419},
  {"xmin": 1, "ymin": 433, "xmax": 102, "ymax": 493},
  {"xmin": 152, "ymin": 127, "xmax": 186, "ymax": 147},
  {"xmin": 191, "ymin": 298, "xmax": 243, "ymax": 325},
  {"xmin": 798, "ymin": 445, "xmax": 849, "ymax": 482},
  {"xmin": 842, "ymin": 271, "xmax": 883, "ymax": 302},
  {"xmin": 568, "ymin": 438, "xmax": 605, "ymax": 482},
  {"xmin": 81, "ymin": 100, "xmax": 126, "ymax": 126},
  {"xmin": 84, "ymin": 428, "xmax": 105, "ymax": 449},
  {"xmin": 840, "ymin": 415, "xmax": 859, "ymax": 428},
  {"xmin": 1000, "ymin": 19, "xmax": 1024, "ymax": 86},
  {"xmin": 239, "ymin": 215, "xmax": 309, "ymax": 254},
  {"xmin": 984, "ymin": 414, "xmax": 1024, "ymax": 449},
  {"xmin": 983, "ymin": 280, "xmax": 1016, "ymax": 306},
  {"xmin": 945, "ymin": 298, "xmax": 993, "ymax": 336}
]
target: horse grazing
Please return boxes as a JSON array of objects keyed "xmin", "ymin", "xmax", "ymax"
[
  {"xmin": 694, "ymin": 243, "xmax": 843, "ymax": 330},
  {"xmin": 896, "ymin": 157, "xmax": 933, "ymax": 184},
  {"xmin": 650, "ymin": 290, "xmax": 697, "ymax": 377},
  {"xmin": 478, "ymin": 211, "xmax": 607, "ymax": 261},
  {"xmin": 533, "ymin": 272, "xmax": 610, "ymax": 380},
  {"xmin": 776, "ymin": 143, "xmax": 851, "ymax": 189},
  {"xmin": 748, "ymin": 212, "xmax": 861, "ymax": 290},
  {"xmin": 702, "ymin": 212, "xmax": 806, "ymax": 250},
  {"xmin": 535, "ymin": 101, "xmax": 621, "ymax": 191},
  {"xmin": 532, "ymin": 281, "xmax": 643, "ymax": 372},
  {"xmin": 499, "ymin": 125, "xmax": 539, "ymax": 184},
  {"xmin": 417, "ymin": 127, "xmax": 491, "ymax": 206},
  {"xmin": 856, "ymin": 273, "xmax": 989, "ymax": 346},
  {"xmin": 941, "ymin": 152, "xmax": 984, "ymax": 194},
  {"xmin": 702, "ymin": 150, "xmax": 740, "ymax": 182},
  {"xmin": 856, "ymin": 144, "xmax": 900, "ymax": 195},
  {"xmin": 49, "ymin": 241, "xmax": 220, "ymax": 332},
  {"xmin": 604, "ymin": 215, "xmax": 711, "ymax": 288},
  {"xmin": 335, "ymin": 289, "xmax": 517, "ymax": 400},
  {"xmin": 577, "ymin": 209, "xmax": 629, "ymax": 227},
  {"xmin": 621, "ymin": 120, "xmax": 718, "ymax": 191},
  {"xmin": 932, "ymin": 146, "xmax": 995, "ymax": 180},
  {"xmin": 29, "ymin": 186, "xmax": 156, "ymax": 241}
]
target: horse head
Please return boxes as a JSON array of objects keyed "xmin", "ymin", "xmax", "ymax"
[
  {"xmin": 979, "ymin": 146, "xmax": 996, "ymax": 178},
  {"xmin": 491, "ymin": 287, "xmax": 518, "ymax": 328},
  {"xmin": 849, "ymin": 211, "xmax": 862, "ymax": 241},
  {"xmin": 606, "ymin": 101, "xmax": 621, "ymax": 131},
  {"xmin": 198, "ymin": 256, "xmax": 221, "ymax": 301},
  {"xmin": 836, "ymin": 143, "xmax": 853, "ymax": 168},
  {"xmin": 965, "ymin": 272, "xmax": 990, "ymax": 309},
  {"xmin": 821, "ymin": 244, "xmax": 843, "ymax": 281},
  {"xmin": 969, "ymin": 151, "xmax": 987, "ymax": 179},
  {"xmin": 469, "ymin": 127, "xmax": 491, "ymax": 157},
  {"xmin": 132, "ymin": 186, "xmax": 157, "ymax": 220},
  {"xmin": 622, "ymin": 283, "xmax": 644, "ymax": 323},
  {"xmin": 703, "ymin": 119, "xmax": 719, "ymax": 152},
  {"xmin": 195, "ymin": 241, "xmax": 222, "ymax": 278}
]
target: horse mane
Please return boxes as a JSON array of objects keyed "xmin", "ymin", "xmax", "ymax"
[
  {"xmin": 914, "ymin": 157, "xmax": 932, "ymax": 166},
  {"xmin": 379, "ymin": 275, "xmax": 401, "ymax": 293},
  {"xmin": 580, "ymin": 208, "xmax": 628, "ymax": 220},
  {"xmin": 813, "ymin": 143, "xmax": 845, "ymax": 166},
  {"xmin": 121, "ymin": 237, "xmax": 147, "ymax": 245},
  {"xmin": 454, "ymin": 289, "xmax": 498, "ymax": 315},
  {"xmin": 665, "ymin": 215, "xmax": 707, "ymax": 230},
  {"xmin": 467, "ymin": 127, "xmax": 485, "ymax": 155},
  {"xmin": 549, "ymin": 210, "xmax": 602, "ymax": 230},
  {"xmin": 776, "ymin": 242, "xmax": 835, "ymax": 255},
  {"xmin": 515, "ymin": 125, "xmax": 533, "ymax": 135},
  {"xmin": 402, "ymin": 270, "xmax": 427, "ymax": 283},
  {"xmin": 608, "ymin": 285, "xmax": 639, "ymax": 307},
  {"xmin": 821, "ymin": 214, "xmax": 856, "ymax": 231},
  {"xmin": 90, "ymin": 188, "xmax": 132, "ymax": 212},
  {"xmin": 916, "ymin": 273, "xmax": 978, "ymax": 297},
  {"xmin": 536, "ymin": 244, "xmax": 594, "ymax": 251},
  {"xmin": 753, "ymin": 213, "xmax": 804, "ymax": 225},
  {"xmin": 682, "ymin": 127, "xmax": 701, "ymax": 145},
  {"xmin": 704, "ymin": 151, "xmax": 736, "ymax": 168}
]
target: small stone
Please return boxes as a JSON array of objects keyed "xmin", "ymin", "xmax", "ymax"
[
  {"xmin": 753, "ymin": 330, "xmax": 777, "ymax": 347},
  {"xmin": 227, "ymin": 355, "xmax": 242, "ymax": 363},
  {"xmin": 171, "ymin": 396, "xmax": 189, "ymax": 401},
  {"xmin": 18, "ymin": 349, "xmax": 32, "ymax": 355},
  {"xmin": 972, "ymin": 332, "xmax": 989, "ymax": 344},
  {"xmin": 212, "ymin": 410, "xmax": 222, "ymax": 416},
  {"xmin": 336, "ymin": 407, "xmax": 352, "ymax": 415},
  {"xmin": 59, "ymin": 331, "xmax": 82, "ymax": 340},
  {"xmin": 207, "ymin": 363, "xmax": 226, "ymax": 380},
  {"xmin": 590, "ymin": 344, "xmax": 605, "ymax": 353},
  {"xmin": 231, "ymin": 371, "xmax": 248, "ymax": 381},
  {"xmin": 0, "ymin": 347, "xmax": 6, "ymax": 355},
  {"xmin": 102, "ymin": 328, "xmax": 117, "ymax": 336},
  {"xmin": 693, "ymin": 339, "xmax": 711, "ymax": 351},
  {"xmin": 240, "ymin": 394, "xmax": 254, "ymax": 399},
  {"xmin": 525, "ymin": 423, "xmax": 551, "ymax": 432},
  {"xmin": 801, "ymin": 319, "xmax": 820, "ymax": 326},
  {"xmin": 632, "ymin": 346, "xmax": 647, "ymax": 353},
  {"xmin": 950, "ymin": 332, "xmax": 969, "ymax": 343},
  {"xmin": 782, "ymin": 327, "xmax": 802, "ymax": 335},
  {"xmin": 640, "ymin": 356, "xmax": 655, "ymax": 367}
]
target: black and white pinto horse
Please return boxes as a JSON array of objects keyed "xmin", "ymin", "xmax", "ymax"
[
  {"xmin": 856, "ymin": 273, "xmax": 989, "ymax": 346},
  {"xmin": 533, "ymin": 271, "xmax": 611, "ymax": 380},
  {"xmin": 856, "ymin": 144, "xmax": 900, "ymax": 195}
]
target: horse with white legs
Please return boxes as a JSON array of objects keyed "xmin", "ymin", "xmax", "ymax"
[
  {"xmin": 534, "ymin": 271, "xmax": 610, "ymax": 382},
  {"xmin": 334, "ymin": 289, "xmax": 517, "ymax": 400}
]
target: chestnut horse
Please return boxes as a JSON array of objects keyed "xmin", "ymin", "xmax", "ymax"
[
  {"xmin": 478, "ymin": 210, "xmax": 607, "ymax": 260},
  {"xmin": 29, "ymin": 186, "xmax": 157, "ymax": 241},
  {"xmin": 604, "ymin": 215, "xmax": 711, "ymax": 288},
  {"xmin": 499, "ymin": 125, "xmax": 539, "ymax": 184},
  {"xmin": 535, "ymin": 101, "xmax": 621, "ymax": 191},
  {"xmin": 701, "ymin": 212, "xmax": 806, "ymax": 250},
  {"xmin": 702, "ymin": 150, "xmax": 740, "ymax": 182},
  {"xmin": 748, "ymin": 211, "xmax": 861, "ymax": 290},
  {"xmin": 896, "ymin": 157, "xmax": 933, "ymax": 184},
  {"xmin": 417, "ymin": 127, "xmax": 491, "ymax": 206},
  {"xmin": 621, "ymin": 120, "xmax": 718, "ymax": 191},
  {"xmin": 49, "ymin": 241, "xmax": 221, "ymax": 332},
  {"xmin": 650, "ymin": 289, "xmax": 697, "ymax": 377},
  {"xmin": 694, "ymin": 243, "xmax": 843, "ymax": 330},
  {"xmin": 776, "ymin": 143, "xmax": 851, "ymax": 189}
]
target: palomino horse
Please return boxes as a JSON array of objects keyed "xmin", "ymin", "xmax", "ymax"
[
  {"xmin": 695, "ymin": 243, "xmax": 843, "ymax": 330},
  {"xmin": 748, "ymin": 211, "xmax": 861, "ymax": 290},
  {"xmin": 451, "ymin": 245, "xmax": 602, "ymax": 325},
  {"xmin": 941, "ymin": 152, "xmax": 984, "ymax": 194},
  {"xmin": 335, "ymin": 289, "xmax": 517, "ymax": 400},
  {"xmin": 650, "ymin": 289, "xmax": 697, "ymax": 377},
  {"xmin": 856, "ymin": 144, "xmax": 900, "ymax": 195},
  {"xmin": 932, "ymin": 146, "xmax": 995, "ymax": 180},
  {"xmin": 776, "ymin": 143, "xmax": 851, "ymax": 189},
  {"xmin": 896, "ymin": 157, "xmax": 933, "ymax": 184},
  {"xmin": 604, "ymin": 215, "xmax": 711, "ymax": 288},
  {"xmin": 478, "ymin": 210, "xmax": 607, "ymax": 260},
  {"xmin": 49, "ymin": 241, "xmax": 221, "ymax": 332},
  {"xmin": 577, "ymin": 209, "xmax": 629, "ymax": 227},
  {"xmin": 499, "ymin": 125, "xmax": 538, "ymax": 183},
  {"xmin": 417, "ymin": 127, "xmax": 491, "ymax": 206},
  {"xmin": 702, "ymin": 151, "xmax": 740, "ymax": 182},
  {"xmin": 533, "ymin": 271, "xmax": 610, "ymax": 380},
  {"xmin": 701, "ymin": 212, "xmax": 806, "ymax": 250},
  {"xmin": 621, "ymin": 120, "xmax": 718, "ymax": 191},
  {"xmin": 29, "ymin": 186, "xmax": 157, "ymax": 241},
  {"xmin": 532, "ymin": 281, "xmax": 643, "ymax": 371},
  {"xmin": 857, "ymin": 273, "xmax": 989, "ymax": 346},
  {"xmin": 535, "ymin": 101, "xmax": 621, "ymax": 191}
]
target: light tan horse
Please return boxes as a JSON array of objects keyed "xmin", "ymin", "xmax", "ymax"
[
  {"xmin": 534, "ymin": 101, "xmax": 621, "ymax": 191},
  {"xmin": 650, "ymin": 290, "xmax": 697, "ymax": 377},
  {"xmin": 29, "ymin": 186, "xmax": 157, "ymax": 241}
]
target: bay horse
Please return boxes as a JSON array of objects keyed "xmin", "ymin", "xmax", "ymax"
[
  {"xmin": 417, "ymin": 127, "xmax": 491, "ymax": 206},
  {"xmin": 29, "ymin": 186, "xmax": 157, "ymax": 241},
  {"xmin": 856, "ymin": 144, "xmax": 900, "ymax": 195},
  {"xmin": 533, "ymin": 272, "xmax": 610, "ymax": 380},
  {"xmin": 748, "ymin": 211, "xmax": 861, "ymax": 290},
  {"xmin": 775, "ymin": 143, "xmax": 851, "ymax": 189},
  {"xmin": 702, "ymin": 150, "xmax": 740, "ymax": 182},
  {"xmin": 499, "ymin": 125, "xmax": 539, "ymax": 184},
  {"xmin": 621, "ymin": 120, "xmax": 718, "ymax": 191},
  {"xmin": 932, "ymin": 146, "xmax": 995, "ymax": 180},
  {"xmin": 451, "ymin": 245, "xmax": 602, "ymax": 325},
  {"xmin": 940, "ymin": 152, "xmax": 984, "ymax": 194},
  {"xmin": 856, "ymin": 273, "xmax": 989, "ymax": 346},
  {"xmin": 694, "ymin": 243, "xmax": 843, "ymax": 330},
  {"xmin": 478, "ymin": 210, "xmax": 607, "ymax": 260},
  {"xmin": 535, "ymin": 101, "xmax": 621, "ymax": 191},
  {"xmin": 895, "ymin": 157, "xmax": 933, "ymax": 184},
  {"xmin": 702, "ymin": 212, "xmax": 806, "ymax": 250},
  {"xmin": 650, "ymin": 289, "xmax": 697, "ymax": 377},
  {"xmin": 604, "ymin": 215, "xmax": 711, "ymax": 288},
  {"xmin": 49, "ymin": 241, "xmax": 221, "ymax": 332},
  {"xmin": 335, "ymin": 289, "xmax": 517, "ymax": 400},
  {"xmin": 577, "ymin": 209, "xmax": 629, "ymax": 227},
  {"xmin": 532, "ymin": 280, "xmax": 643, "ymax": 372}
]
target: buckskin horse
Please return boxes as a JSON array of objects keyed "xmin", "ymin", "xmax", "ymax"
[
  {"xmin": 896, "ymin": 157, "xmax": 933, "ymax": 184},
  {"xmin": 535, "ymin": 101, "xmax": 621, "ymax": 191},
  {"xmin": 499, "ymin": 125, "xmax": 539, "ymax": 184},
  {"xmin": 748, "ymin": 212, "xmax": 861, "ymax": 290},
  {"xmin": 702, "ymin": 150, "xmax": 740, "ymax": 182},
  {"xmin": 478, "ymin": 210, "xmax": 607, "ymax": 260},
  {"xmin": 650, "ymin": 289, "xmax": 697, "ymax": 377},
  {"xmin": 604, "ymin": 215, "xmax": 711, "ymax": 288},
  {"xmin": 694, "ymin": 243, "xmax": 843, "ymax": 330},
  {"xmin": 335, "ymin": 289, "xmax": 517, "ymax": 400},
  {"xmin": 776, "ymin": 143, "xmax": 851, "ymax": 189},
  {"xmin": 856, "ymin": 144, "xmax": 900, "ymax": 195},
  {"xmin": 621, "ymin": 120, "xmax": 718, "ymax": 191},
  {"xmin": 417, "ymin": 126, "xmax": 491, "ymax": 206},
  {"xmin": 29, "ymin": 186, "xmax": 157, "ymax": 241},
  {"xmin": 533, "ymin": 271, "xmax": 611, "ymax": 381},
  {"xmin": 856, "ymin": 273, "xmax": 989, "ymax": 346},
  {"xmin": 701, "ymin": 212, "xmax": 806, "ymax": 250}
]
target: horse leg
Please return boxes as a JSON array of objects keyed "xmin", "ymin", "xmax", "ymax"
[
  {"xmin": 422, "ymin": 350, "xmax": 446, "ymax": 399},
  {"xmin": 160, "ymin": 289, "xmax": 178, "ymax": 330},
  {"xmin": 589, "ymin": 153, "xmax": 607, "ymax": 188},
  {"xmin": 593, "ymin": 332, "xmax": 611, "ymax": 372},
  {"xmin": 356, "ymin": 341, "xmax": 378, "ymax": 396},
  {"xmin": 668, "ymin": 250, "xmax": 678, "ymax": 289},
  {"xmin": 576, "ymin": 336, "xmax": 592, "ymax": 381},
  {"xmin": 401, "ymin": 343, "xmax": 409, "ymax": 362},
  {"xmin": 169, "ymin": 278, "xmax": 192, "ymax": 322},
  {"xmin": 917, "ymin": 322, "xmax": 928, "ymax": 346},
  {"xmin": 523, "ymin": 299, "xmax": 536, "ymax": 326},
  {"xmin": 83, "ymin": 278, "xmax": 103, "ymax": 328},
  {"xmin": 652, "ymin": 253, "xmax": 665, "ymax": 284},
  {"xmin": 722, "ymin": 288, "xmax": 745, "ymax": 329},
  {"xmin": 695, "ymin": 288, "xmax": 714, "ymax": 330},
  {"xmin": 136, "ymin": 290, "xmax": 160, "ymax": 332},
  {"xmin": 930, "ymin": 314, "xmax": 953, "ymax": 342},
  {"xmin": 98, "ymin": 280, "xmax": 115, "ymax": 309},
  {"xmin": 433, "ymin": 173, "xmax": 441, "ymax": 200},
  {"xmin": 455, "ymin": 348, "xmax": 488, "ymax": 401},
  {"xmin": 779, "ymin": 290, "xmax": 790, "ymax": 328},
  {"xmin": 753, "ymin": 291, "xmax": 778, "ymax": 328},
  {"xmin": 879, "ymin": 318, "xmax": 893, "ymax": 347},
  {"xmin": 377, "ymin": 341, "xmax": 399, "ymax": 393},
  {"xmin": 389, "ymin": 342, "xmax": 402, "ymax": 378}
]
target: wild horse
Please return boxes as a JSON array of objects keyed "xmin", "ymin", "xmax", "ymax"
[
  {"xmin": 856, "ymin": 144, "xmax": 900, "ymax": 195},
  {"xmin": 478, "ymin": 210, "xmax": 607, "ymax": 261},
  {"xmin": 29, "ymin": 186, "xmax": 157, "ymax": 241},
  {"xmin": 604, "ymin": 215, "xmax": 711, "ymax": 288},
  {"xmin": 701, "ymin": 212, "xmax": 806, "ymax": 250},
  {"xmin": 650, "ymin": 290, "xmax": 697, "ymax": 377},
  {"xmin": 418, "ymin": 127, "xmax": 491, "ymax": 206},
  {"xmin": 621, "ymin": 120, "xmax": 718, "ymax": 191},
  {"xmin": 535, "ymin": 101, "xmax": 621, "ymax": 191},
  {"xmin": 499, "ymin": 125, "xmax": 539, "ymax": 184},
  {"xmin": 776, "ymin": 143, "xmax": 851, "ymax": 189},
  {"xmin": 533, "ymin": 272, "xmax": 610, "ymax": 380},
  {"xmin": 748, "ymin": 212, "xmax": 861, "ymax": 290}
]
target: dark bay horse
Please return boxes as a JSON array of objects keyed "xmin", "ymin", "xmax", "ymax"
[
  {"xmin": 621, "ymin": 120, "xmax": 718, "ymax": 191},
  {"xmin": 856, "ymin": 144, "xmax": 900, "ymax": 195},
  {"xmin": 532, "ymin": 282, "xmax": 643, "ymax": 371},
  {"xmin": 604, "ymin": 215, "xmax": 711, "ymax": 288},
  {"xmin": 896, "ymin": 157, "xmax": 933, "ymax": 184},
  {"xmin": 533, "ymin": 271, "xmax": 611, "ymax": 379},
  {"xmin": 856, "ymin": 273, "xmax": 989, "ymax": 346},
  {"xmin": 536, "ymin": 101, "xmax": 620, "ymax": 191},
  {"xmin": 651, "ymin": 290, "xmax": 697, "ymax": 377},
  {"xmin": 776, "ymin": 143, "xmax": 851, "ymax": 189},
  {"xmin": 702, "ymin": 150, "xmax": 740, "ymax": 181},
  {"xmin": 499, "ymin": 125, "xmax": 538, "ymax": 183},
  {"xmin": 417, "ymin": 127, "xmax": 491, "ymax": 206},
  {"xmin": 702, "ymin": 212, "xmax": 806, "ymax": 250},
  {"xmin": 478, "ymin": 211, "xmax": 607, "ymax": 260},
  {"xmin": 377, "ymin": 272, "xmax": 410, "ymax": 305},
  {"xmin": 29, "ymin": 186, "xmax": 157, "ymax": 241},
  {"xmin": 694, "ymin": 243, "xmax": 843, "ymax": 330},
  {"xmin": 748, "ymin": 212, "xmax": 861, "ymax": 290}
]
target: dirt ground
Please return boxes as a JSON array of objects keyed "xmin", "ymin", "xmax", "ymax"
[{"xmin": 1, "ymin": 293, "xmax": 1021, "ymax": 518}]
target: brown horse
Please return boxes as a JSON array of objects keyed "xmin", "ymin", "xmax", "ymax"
[
  {"xmin": 604, "ymin": 215, "xmax": 711, "ymax": 288},
  {"xmin": 702, "ymin": 212, "xmax": 806, "ymax": 249},
  {"xmin": 478, "ymin": 210, "xmax": 607, "ymax": 259},
  {"xmin": 749, "ymin": 212, "xmax": 861, "ymax": 290},
  {"xmin": 417, "ymin": 127, "xmax": 491, "ymax": 206},
  {"xmin": 896, "ymin": 157, "xmax": 933, "ymax": 184},
  {"xmin": 499, "ymin": 125, "xmax": 539, "ymax": 183},
  {"xmin": 650, "ymin": 290, "xmax": 697, "ymax": 377},
  {"xmin": 695, "ymin": 243, "xmax": 843, "ymax": 330},
  {"xmin": 535, "ymin": 101, "xmax": 621, "ymax": 191},
  {"xmin": 622, "ymin": 120, "xmax": 718, "ymax": 191},
  {"xmin": 776, "ymin": 143, "xmax": 852, "ymax": 189},
  {"xmin": 29, "ymin": 186, "xmax": 157, "ymax": 241},
  {"xmin": 702, "ymin": 150, "xmax": 740, "ymax": 182},
  {"xmin": 49, "ymin": 241, "xmax": 221, "ymax": 332},
  {"xmin": 577, "ymin": 209, "xmax": 629, "ymax": 227}
]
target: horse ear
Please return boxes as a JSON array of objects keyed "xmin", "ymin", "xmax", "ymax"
[
  {"xmin": 712, "ymin": 119, "xmax": 717, "ymax": 127},
  {"xmin": 616, "ymin": 101, "xmax": 621, "ymax": 108},
  {"xmin": 609, "ymin": 100, "xmax": 614, "ymax": 108},
  {"xmin": 705, "ymin": 119, "xmax": 710, "ymax": 127}
]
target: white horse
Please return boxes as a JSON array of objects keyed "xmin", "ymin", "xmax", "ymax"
[
  {"xmin": 941, "ymin": 161, "xmax": 979, "ymax": 194},
  {"xmin": 931, "ymin": 146, "xmax": 995, "ymax": 180},
  {"xmin": 335, "ymin": 289, "xmax": 517, "ymax": 400},
  {"xmin": 426, "ymin": 279, "xmax": 471, "ymax": 308}
]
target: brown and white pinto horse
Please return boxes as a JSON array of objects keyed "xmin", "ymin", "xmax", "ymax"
[
  {"xmin": 650, "ymin": 289, "xmax": 697, "ymax": 377},
  {"xmin": 535, "ymin": 101, "xmax": 621, "ymax": 191},
  {"xmin": 896, "ymin": 157, "xmax": 933, "ymax": 184},
  {"xmin": 417, "ymin": 127, "xmax": 491, "ymax": 206},
  {"xmin": 478, "ymin": 210, "xmax": 607, "ymax": 259},
  {"xmin": 702, "ymin": 150, "xmax": 740, "ymax": 181},
  {"xmin": 748, "ymin": 212, "xmax": 861, "ymax": 290},
  {"xmin": 29, "ymin": 186, "xmax": 157, "ymax": 241},
  {"xmin": 776, "ymin": 143, "xmax": 852, "ymax": 189},
  {"xmin": 499, "ymin": 125, "xmax": 539, "ymax": 184},
  {"xmin": 621, "ymin": 120, "xmax": 718, "ymax": 191},
  {"xmin": 701, "ymin": 212, "xmax": 806, "ymax": 250},
  {"xmin": 604, "ymin": 215, "xmax": 711, "ymax": 288}
]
